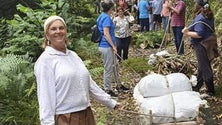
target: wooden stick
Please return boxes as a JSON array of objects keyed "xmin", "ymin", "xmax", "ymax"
[{"xmin": 150, "ymin": 110, "xmax": 153, "ymax": 125}]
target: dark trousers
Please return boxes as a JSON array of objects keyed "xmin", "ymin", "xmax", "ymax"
[
  {"xmin": 192, "ymin": 43, "xmax": 215, "ymax": 94},
  {"xmin": 116, "ymin": 36, "xmax": 131, "ymax": 61},
  {"xmin": 172, "ymin": 26, "xmax": 184, "ymax": 55},
  {"xmin": 139, "ymin": 18, "xmax": 149, "ymax": 32}
]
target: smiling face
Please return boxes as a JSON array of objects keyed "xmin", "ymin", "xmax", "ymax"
[
  {"xmin": 46, "ymin": 20, "xmax": 67, "ymax": 52},
  {"xmin": 117, "ymin": 7, "xmax": 124, "ymax": 17}
]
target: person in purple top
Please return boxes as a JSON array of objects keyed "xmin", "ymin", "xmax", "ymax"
[
  {"xmin": 168, "ymin": 0, "xmax": 186, "ymax": 55},
  {"xmin": 182, "ymin": 0, "xmax": 215, "ymax": 98}
]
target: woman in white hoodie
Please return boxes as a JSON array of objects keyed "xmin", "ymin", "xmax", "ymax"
[{"xmin": 34, "ymin": 15, "xmax": 120, "ymax": 125}]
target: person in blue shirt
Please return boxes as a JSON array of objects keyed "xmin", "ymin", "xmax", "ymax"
[
  {"xmin": 97, "ymin": 0, "xmax": 129, "ymax": 98},
  {"xmin": 138, "ymin": 0, "xmax": 151, "ymax": 32},
  {"xmin": 182, "ymin": 0, "xmax": 215, "ymax": 98}
]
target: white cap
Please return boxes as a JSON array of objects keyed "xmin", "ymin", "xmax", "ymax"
[{"xmin": 44, "ymin": 15, "xmax": 66, "ymax": 32}]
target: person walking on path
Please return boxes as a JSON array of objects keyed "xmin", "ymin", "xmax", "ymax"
[
  {"xmin": 34, "ymin": 15, "xmax": 121, "ymax": 125},
  {"xmin": 182, "ymin": 0, "xmax": 216, "ymax": 98},
  {"xmin": 169, "ymin": 0, "xmax": 186, "ymax": 55}
]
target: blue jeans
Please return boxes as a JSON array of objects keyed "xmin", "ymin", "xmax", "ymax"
[
  {"xmin": 172, "ymin": 26, "xmax": 184, "ymax": 55},
  {"xmin": 162, "ymin": 16, "xmax": 169, "ymax": 31}
]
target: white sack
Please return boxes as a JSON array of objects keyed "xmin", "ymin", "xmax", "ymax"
[
  {"xmin": 172, "ymin": 91, "xmax": 205, "ymax": 122},
  {"xmin": 138, "ymin": 73, "xmax": 192, "ymax": 97},
  {"xmin": 138, "ymin": 73, "xmax": 167, "ymax": 97},
  {"xmin": 134, "ymin": 84, "xmax": 208, "ymax": 124},
  {"xmin": 166, "ymin": 73, "xmax": 192, "ymax": 92},
  {"xmin": 140, "ymin": 94, "xmax": 174, "ymax": 123}
]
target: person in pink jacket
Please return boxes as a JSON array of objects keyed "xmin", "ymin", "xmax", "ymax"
[
  {"xmin": 168, "ymin": 0, "xmax": 186, "ymax": 55},
  {"xmin": 161, "ymin": 0, "xmax": 171, "ymax": 41}
]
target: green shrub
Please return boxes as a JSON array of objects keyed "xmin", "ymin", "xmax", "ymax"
[
  {"xmin": 0, "ymin": 54, "xmax": 38, "ymax": 125},
  {"xmin": 131, "ymin": 31, "xmax": 164, "ymax": 49},
  {"xmin": 122, "ymin": 57, "xmax": 154, "ymax": 74}
]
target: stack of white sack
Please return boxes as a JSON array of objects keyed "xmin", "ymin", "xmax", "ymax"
[
  {"xmin": 133, "ymin": 73, "xmax": 208, "ymax": 124},
  {"xmin": 148, "ymin": 50, "xmax": 170, "ymax": 65}
]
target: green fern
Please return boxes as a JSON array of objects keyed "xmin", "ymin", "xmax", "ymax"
[
  {"xmin": 0, "ymin": 19, "xmax": 9, "ymax": 49},
  {"xmin": 0, "ymin": 54, "xmax": 31, "ymax": 72},
  {"xmin": 0, "ymin": 54, "xmax": 38, "ymax": 125},
  {"xmin": 83, "ymin": 60, "xmax": 104, "ymax": 78}
]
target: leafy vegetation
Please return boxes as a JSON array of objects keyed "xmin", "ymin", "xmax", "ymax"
[
  {"xmin": 0, "ymin": 0, "xmax": 98, "ymax": 124},
  {"xmin": 0, "ymin": 54, "xmax": 38, "ymax": 125},
  {"xmin": 0, "ymin": 19, "xmax": 9, "ymax": 49},
  {"xmin": 122, "ymin": 57, "xmax": 154, "ymax": 74},
  {"xmin": 131, "ymin": 31, "xmax": 164, "ymax": 49}
]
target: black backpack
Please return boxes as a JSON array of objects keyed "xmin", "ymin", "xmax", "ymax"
[{"xmin": 91, "ymin": 24, "xmax": 101, "ymax": 43}]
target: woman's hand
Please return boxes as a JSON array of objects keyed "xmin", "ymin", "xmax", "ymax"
[
  {"xmin": 168, "ymin": 0, "xmax": 173, "ymax": 9},
  {"xmin": 114, "ymin": 102, "xmax": 122, "ymax": 110},
  {"xmin": 112, "ymin": 46, "xmax": 117, "ymax": 54},
  {"xmin": 182, "ymin": 27, "xmax": 189, "ymax": 35},
  {"xmin": 182, "ymin": 28, "xmax": 201, "ymax": 39}
]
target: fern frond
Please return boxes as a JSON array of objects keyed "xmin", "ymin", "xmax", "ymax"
[{"xmin": 0, "ymin": 54, "xmax": 32, "ymax": 73}]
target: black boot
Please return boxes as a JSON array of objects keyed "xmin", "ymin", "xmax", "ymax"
[
  {"xmin": 116, "ymin": 84, "xmax": 129, "ymax": 92},
  {"xmin": 106, "ymin": 90, "xmax": 118, "ymax": 98}
]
